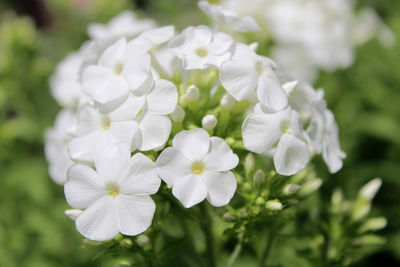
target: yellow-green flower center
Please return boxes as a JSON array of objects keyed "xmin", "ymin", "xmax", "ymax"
[
  {"xmin": 106, "ymin": 183, "xmax": 119, "ymax": 197},
  {"xmin": 281, "ymin": 121, "xmax": 291, "ymax": 134},
  {"xmin": 196, "ymin": 47, "xmax": 208, "ymax": 58},
  {"xmin": 114, "ymin": 63, "xmax": 124, "ymax": 75},
  {"xmin": 192, "ymin": 161, "xmax": 205, "ymax": 175},
  {"xmin": 102, "ymin": 116, "xmax": 111, "ymax": 130}
]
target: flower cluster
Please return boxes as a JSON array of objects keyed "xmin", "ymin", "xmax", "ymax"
[
  {"xmin": 213, "ymin": 0, "xmax": 394, "ymax": 82},
  {"xmin": 46, "ymin": 5, "xmax": 344, "ymax": 241}
]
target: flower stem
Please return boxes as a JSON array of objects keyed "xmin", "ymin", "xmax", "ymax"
[
  {"xmin": 200, "ymin": 203, "xmax": 216, "ymax": 267},
  {"xmin": 227, "ymin": 233, "xmax": 244, "ymax": 267},
  {"xmin": 259, "ymin": 226, "xmax": 277, "ymax": 267}
]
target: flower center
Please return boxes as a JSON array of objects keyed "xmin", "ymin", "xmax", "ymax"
[
  {"xmin": 281, "ymin": 121, "xmax": 291, "ymax": 134},
  {"xmin": 101, "ymin": 116, "xmax": 111, "ymax": 130},
  {"xmin": 106, "ymin": 183, "xmax": 119, "ymax": 197},
  {"xmin": 196, "ymin": 47, "xmax": 208, "ymax": 58},
  {"xmin": 255, "ymin": 61, "xmax": 266, "ymax": 75},
  {"xmin": 192, "ymin": 161, "xmax": 205, "ymax": 175},
  {"xmin": 137, "ymin": 108, "xmax": 143, "ymax": 117},
  {"xmin": 114, "ymin": 62, "xmax": 124, "ymax": 75}
]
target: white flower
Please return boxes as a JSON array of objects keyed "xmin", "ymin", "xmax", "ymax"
[
  {"xmin": 220, "ymin": 43, "xmax": 288, "ymax": 110},
  {"xmin": 321, "ymin": 110, "xmax": 346, "ymax": 173},
  {"xmin": 81, "ymin": 37, "xmax": 153, "ymax": 110},
  {"xmin": 169, "ymin": 25, "xmax": 234, "ymax": 70},
  {"xmin": 49, "ymin": 52, "xmax": 83, "ymax": 109},
  {"xmin": 65, "ymin": 142, "xmax": 160, "ymax": 241},
  {"xmin": 88, "ymin": 11, "xmax": 156, "ymax": 45},
  {"xmin": 198, "ymin": 0, "xmax": 261, "ymax": 32},
  {"xmin": 67, "ymin": 95, "xmax": 142, "ymax": 164},
  {"xmin": 202, "ymin": 114, "xmax": 217, "ymax": 130},
  {"xmin": 132, "ymin": 79, "xmax": 178, "ymax": 151},
  {"xmin": 156, "ymin": 128, "xmax": 238, "ymax": 208},
  {"xmin": 242, "ymin": 108, "xmax": 310, "ymax": 175},
  {"xmin": 45, "ymin": 109, "xmax": 77, "ymax": 185}
]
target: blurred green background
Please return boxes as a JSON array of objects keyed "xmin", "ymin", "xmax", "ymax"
[{"xmin": 0, "ymin": 0, "xmax": 399, "ymax": 266}]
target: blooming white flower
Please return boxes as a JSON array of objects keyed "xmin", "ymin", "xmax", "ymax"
[
  {"xmin": 65, "ymin": 142, "xmax": 160, "ymax": 241},
  {"xmin": 156, "ymin": 128, "xmax": 238, "ymax": 208},
  {"xmin": 49, "ymin": 52, "xmax": 83, "ymax": 109},
  {"xmin": 81, "ymin": 37, "xmax": 153, "ymax": 110},
  {"xmin": 202, "ymin": 114, "xmax": 217, "ymax": 130},
  {"xmin": 220, "ymin": 43, "xmax": 288, "ymax": 110},
  {"xmin": 198, "ymin": 0, "xmax": 261, "ymax": 32},
  {"xmin": 45, "ymin": 109, "xmax": 77, "ymax": 185},
  {"xmin": 242, "ymin": 108, "xmax": 310, "ymax": 175},
  {"xmin": 88, "ymin": 11, "xmax": 157, "ymax": 45},
  {"xmin": 169, "ymin": 25, "xmax": 234, "ymax": 70}
]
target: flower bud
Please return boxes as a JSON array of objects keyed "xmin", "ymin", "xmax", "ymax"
[
  {"xmin": 360, "ymin": 178, "xmax": 382, "ymax": 200},
  {"xmin": 244, "ymin": 153, "xmax": 255, "ymax": 177},
  {"xmin": 202, "ymin": 114, "xmax": 217, "ymax": 130},
  {"xmin": 137, "ymin": 235, "xmax": 149, "ymax": 246},
  {"xmin": 253, "ymin": 170, "xmax": 265, "ymax": 186},
  {"xmin": 186, "ymin": 85, "xmax": 200, "ymax": 101},
  {"xmin": 300, "ymin": 178, "xmax": 323, "ymax": 196},
  {"xmin": 249, "ymin": 42, "xmax": 259, "ymax": 51},
  {"xmin": 358, "ymin": 217, "xmax": 387, "ymax": 233},
  {"xmin": 65, "ymin": 209, "xmax": 82, "ymax": 221},
  {"xmin": 171, "ymin": 105, "xmax": 185, "ymax": 122},
  {"xmin": 352, "ymin": 235, "xmax": 386, "ymax": 246},
  {"xmin": 220, "ymin": 93, "xmax": 235, "ymax": 109},
  {"xmin": 255, "ymin": 196, "xmax": 265, "ymax": 205},
  {"xmin": 282, "ymin": 80, "xmax": 299, "ymax": 95},
  {"xmin": 283, "ymin": 184, "xmax": 301, "ymax": 195},
  {"xmin": 266, "ymin": 200, "xmax": 283, "ymax": 211},
  {"xmin": 223, "ymin": 212, "xmax": 237, "ymax": 222},
  {"xmin": 120, "ymin": 238, "xmax": 133, "ymax": 248}
]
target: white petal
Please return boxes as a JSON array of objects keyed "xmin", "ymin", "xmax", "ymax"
[
  {"xmin": 68, "ymin": 131, "xmax": 108, "ymax": 164},
  {"xmin": 124, "ymin": 37, "xmax": 152, "ymax": 59},
  {"xmin": 172, "ymin": 128, "xmax": 210, "ymax": 161},
  {"xmin": 93, "ymin": 75, "xmax": 129, "ymax": 105},
  {"xmin": 257, "ymin": 76, "xmax": 288, "ymax": 111},
  {"xmin": 146, "ymin": 79, "xmax": 178, "ymax": 115},
  {"xmin": 122, "ymin": 54, "xmax": 152, "ymax": 93},
  {"xmin": 203, "ymin": 137, "xmax": 238, "ymax": 171},
  {"xmin": 76, "ymin": 196, "xmax": 119, "ymax": 241},
  {"xmin": 139, "ymin": 26, "xmax": 175, "ymax": 45},
  {"xmin": 95, "ymin": 142, "xmax": 130, "ymax": 182},
  {"xmin": 98, "ymin": 38, "xmax": 126, "ymax": 68},
  {"xmin": 118, "ymin": 153, "xmax": 160, "ymax": 195},
  {"xmin": 138, "ymin": 114, "xmax": 172, "ymax": 151},
  {"xmin": 76, "ymin": 106, "xmax": 102, "ymax": 136},
  {"xmin": 203, "ymin": 170, "xmax": 237, "ymax": 207},
  {"xmin": 227, "ymin": 15, "xmax": 261, "ymax": 32},
  {"xmin": 156, "ymin": 147, "xmax": 192, "ymax": 185},
  {"xmin": 172, "ymin": 175, "xmax": 207, "ymax": 208},
  {"xmin": 108, "ymin": 95, "xmax": 145, "ymax": 121},
  {"xmin": 209, "ymin": 32, "xmax": 233, "ymax": 55},
  {"xmin": 242, "ymin": 113, "xmax": 282, "ymax": 154},
  {"xmin": 274, "ymin": 134, "xmax": 310, "ymax": 176},
  {"xmin": 117, "ymin": 195, "xmax": 155, "ymax": 236},
  {"xmin": 81, "ymin": 65, "xmax": 112, "ymax": 97},
  {"xmin": 220, "ymin": 59, "xmax": 257, "ymax": 101},
  {"xmin": 109, "ymin": 120, "xmax": 139, "ymax": 150},
  {"xmin": 65, "ymin": 164, "xmax": 105, "ymax": 209}
]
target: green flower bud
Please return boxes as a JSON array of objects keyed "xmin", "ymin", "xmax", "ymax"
[{"xmin": 265, "ymin": 200, "xmax": 283, "ymax": 211}]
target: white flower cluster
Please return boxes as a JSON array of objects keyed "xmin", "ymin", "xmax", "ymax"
[
  {"xmin": 45, "ymin": 8, "xmax": 345, "ymax": 241},
  {"xmin": 215, "ymin": 0, "xmax": 394, "ymax": 82}
]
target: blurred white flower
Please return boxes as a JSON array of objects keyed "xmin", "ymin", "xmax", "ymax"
[
  {"xmin": 88, "ymin": 11, "xmax": 157, "ymax": 45},
  {"xmin": 220, "ymin": 43, "xmax": 287, "ymax": 110},
  {"xmin": 198, "ymin": 0, "xmax": 261, "ymax": 32},
  {"xmin": 81, "ymin": 37, "xmax": 153, "ymax": 110},
  {"xmin": 45, "ymin": 109, "xmax": 77, "ymax": 185},
  {"xmin": 65, "ymin": 142, "xmax": 160, "ymax": 241},
  {"xmin": 242, "ymin": 108, "xmax": 309, "ymax": 175},
  {"xmin": 156, "ymin": 128, "xmax": 238, "ymax": 208},
  {"xmin": 169, "ymin": 25, "xmax": 234, "ymax": 70}
]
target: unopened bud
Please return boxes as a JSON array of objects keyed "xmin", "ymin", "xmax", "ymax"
[
  {"xmin": 300, "ymin": 178, "xmax": 323, "ymax": 195},
  {"xmin": 186, "ymin": 85, "xmax": 200, "ymax": 101},
  {"xmin": 65, "ymin": 209, "xmax": 82, "ymax": 221},
  {"xmin": 283, "ymin": 184, "xmax": 301, "ymax": 195},
  {"xmin": 120, "ymin": 238, "xmax": 133, "ymax": 248},
  {"xmin": 358, "ymin": 217, "xmax": 387, "ymax": 234},
  {"xmin": 137, "ymin": 235, "xmax": 149, "ymax": 246},
  {"xmin": 249, "ymin": 42, "xmax": 259, "ymax": 51},
  {"xmin": 360, "ymin": 178, "xmax": 382, "ymax": 200},
  {"xmin": 202, "ymin": 114, "xmax": 217, "ymax": 130},
  {"xmin": 352, "ymin": 235, "xmax": 386, "ymax": 246},
  {"xmin": 265, "ymin": 200, "xmax": 283, "ymax": 211},
  {"xmin": 223, "ymin": 212, "xmax": 237, "ymax": 222},
  {"xmin": 254, "ymin": 170, "xmax": 265, "ymax": 186},
  {"xmin": 171, "ymin": 105, "xmax": 185, "ymax": 122},
  {"xmin": 243, "ymin": 182, "xmax": 252, "ymax": 192},
  {"xmin": 282, "ymin": 80, "xmax": 299, "ymax": 95},
  {"xmin": 255, "ymin": 196, "xmax": 265, "ymax": 205},
  {"xmin": 220, "ymin": 93, "xmax": 235, "ymax": 109}
]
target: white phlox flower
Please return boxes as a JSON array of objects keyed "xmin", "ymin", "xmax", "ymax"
[
  {"xmin": 169, "ymin": 25, "xmax": 234, "ymax": 70},
  {"xmin": 242, "ymin": 107, "xmax": 310, "ymax": 176},
  {"xmin": 45, "ymin": 109, "xmax": 77, "ymax": 185},
  {"xmin": 81, "ymin": 37, "xmax": 153, "ymax": 110},
  {"xmin": 65, "ymin": 142, "xmax": 160, "ymax": 241},
  {"xmin": 88, "ymin": 11, "xmax": 157, "ymax": 45},
  {"xmin": 156, "ymin": 128, "xmax": 239, "ymax": 208},
  {"xmin": 220, "ymin": 43, "xmax": 288, "ymax": 110},
  {"xmin": 198, "ymin": 0, "xmax": 261, "ymax": 32},
  {"xmin": 50, "ymin": 52, "xmax": 84, "ymax": 109}
]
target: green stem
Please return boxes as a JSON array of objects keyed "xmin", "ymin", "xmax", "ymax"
[
  {"xmin": 259, "ymin": 227, "xmax": 277, "ymax": 267},
  {"xmin": 227, "ymin": 233, "xmax": 244, "ymax": 267},
  {"xmin": 200, "ymin": 203, "xmax": 216, "ymax": 267}
]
